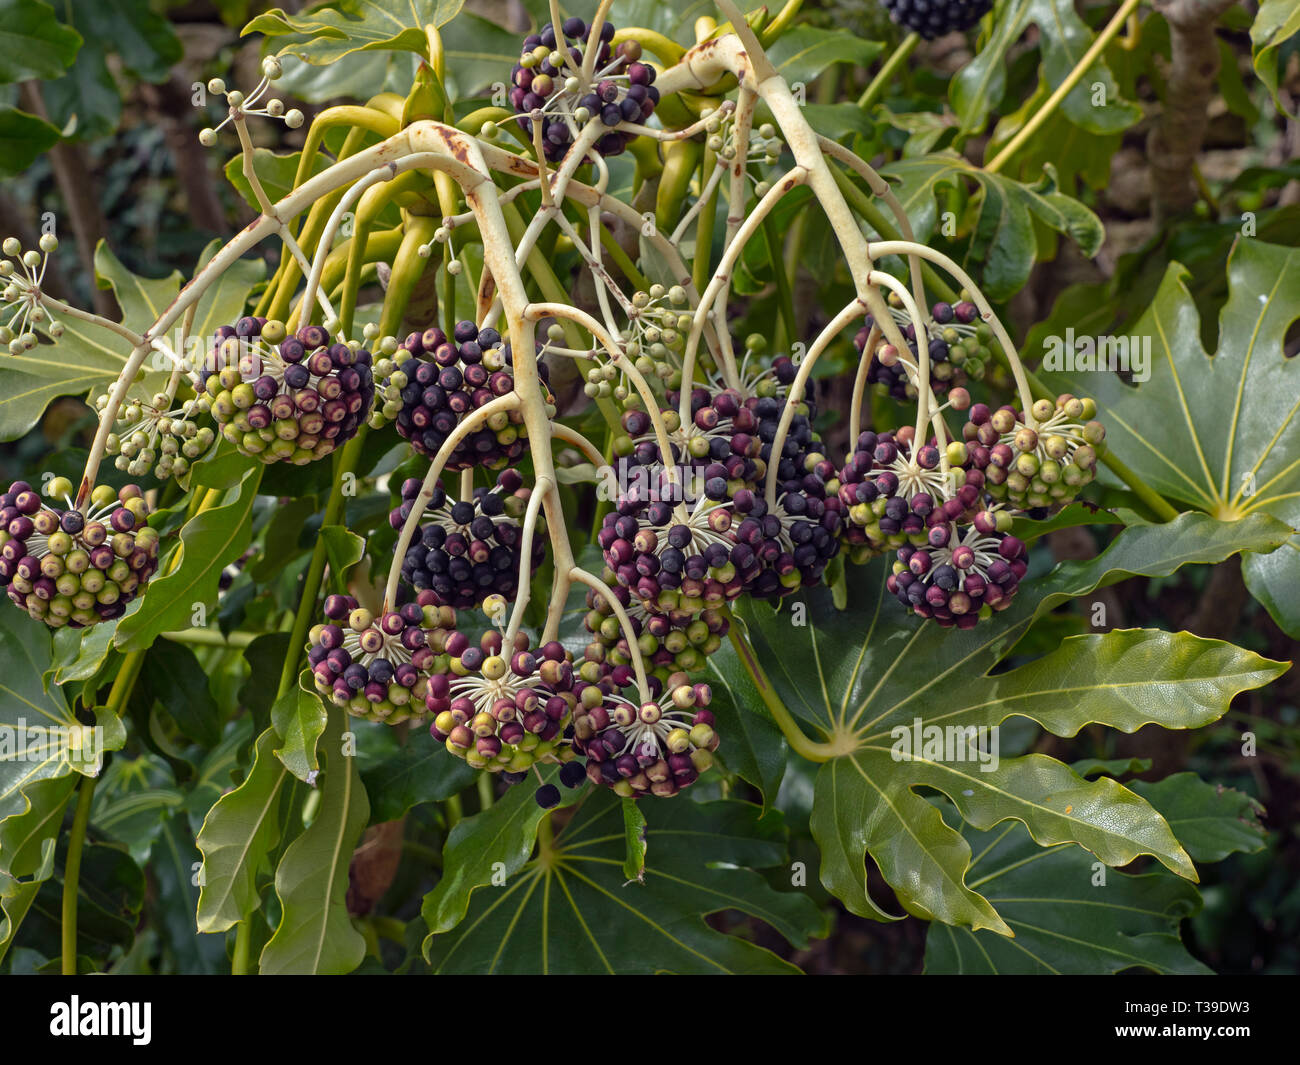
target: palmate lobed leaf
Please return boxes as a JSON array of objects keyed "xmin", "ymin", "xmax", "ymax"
[
  {"xmin": 244, "ymin": 0, "xmax": 466, "ymax": 64},
  {"xmin": 730, "ymin": 513, "xmax": 1291, "ymax": 934},
  {"xmin": 422, "ymin": 788, "xmax": 826, "ymax": 974},
  {"xmin": 0, "ymin": 239, "xmax": 262, "ymax": 442},
  {"xmin": 1039, "ymin": 239, "xmax": 1300, "ymax": 635},
  {"xmin": 921, "ymin": 810, "xmax": 1211, "ymax": 975}
]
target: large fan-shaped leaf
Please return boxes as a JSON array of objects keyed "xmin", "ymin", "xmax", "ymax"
[
  {"xmin": 0, "ymin": 0, "xmax": 82, "ymax": 83},
  {"xmin": 726, "ymin": 512, "xmax": 1291, "ymax": 934},
  {"xmin": 423, "ymin": 789, "xmax": 826, "ymax": 974},
  {"xmin": 921, "ymin": 811, "xmax": 1210, "ymax": 974},
  {"xmin": 1039, "ymin": 240, "xmax": 1300, "ymax": 635}
]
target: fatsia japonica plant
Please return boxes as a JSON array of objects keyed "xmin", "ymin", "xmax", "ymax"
[{"xmin": 0, "ymin": 0, "xmax": 1295, "ymax": 978}]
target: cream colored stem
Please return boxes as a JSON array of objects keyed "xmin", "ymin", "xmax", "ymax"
[
  {"xmin": 570, "ymin": 566, "xmax": 650, "ymax": 699},
  {"xmin": 867, "ymin": 240, "xmax": 1036, "ymax": 418},
  {"xmin": 848, "ymin": 322, "xmax": 879, "ymax": 444},
  {"xmin": 504, "ymin": 475, "xmax": 549, "ymax": 648},
  {"xmin": 763, "ymin": 299, "xmax": 866, "ymax": 507},
  {"xmin": 551, "ymin": 422, "xmax": 608, "ymax": 468},
  {"xmin": 383, "ymin": 392, "xmax": 521, "ymax": 610}
]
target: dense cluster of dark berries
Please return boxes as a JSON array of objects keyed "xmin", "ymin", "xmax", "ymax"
[
  {"xmin": 888, "ymin": 510, "xmax": 1027, "ymax": 627},
  {"xmin": 728, "ymin": 483, "xmax": 843, "ymax": 600},
  {"xmin": 0, "ymin": 478, "xmax": 158, "ymax": 628},
  {"xmin": 579, "ymin": 573, "xmax": 731, "ymax": 685},
  {"xmin": 880, "ymin": 0, "xmax": 993, "ymax": 39},
  {"xmin": 390, "ymin": 470, "xmax": 545, "ymax": 610},
  {"xmin": 570, "ymin": 677, "xmax": 719, "ymax": 799},
  {"xmin": 429, "ymin": 629, "xmax": 576, "ymax": 774},
  {"xmin": 197, "ymin": 318, "xmax": 374, "ymax": 465},
  {"xmin": 510, "ymin": 18, "xmax": 659, "ymax": 161},
  {"xmin": 307, "ymin": 593, "xmax": 457, "ymax": 724},
  {"xmin": 854, "ymin": 300, "xmax": 988, "ymax": 402},
  {"xmin": 834, "ymin": 428, "xmax": 983, "ymax": 561},
  {"xmin": 373, "ymin": 321, "xmax": 545, "ymax": 472}
]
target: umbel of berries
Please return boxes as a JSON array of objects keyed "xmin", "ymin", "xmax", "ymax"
[
  {"xmin": 510, "ymin": 17, "xmax": 659, "ymax": 161},
  {"xmin": 373, "ymin": 321, "xmax": 547, "ymax": 472},
  {"xmin": 965, "ymin": 394, "xmax": 1105, "ymax": 510},
  {"xmin": 0, "ymin": 477, "xmax": 158, "ymax": 628},
  {"xmin": 598, "ymin": 495, "xmax": 746, "ymax": 617},
  {"xmin": 580, "ymin": 571, "xmax": 731, "ymax": 684},
  {"xmin": 429, "ymin": 624, "xmax": 577, "ymax": 775},
  {"xmin": 853, "ymin": 303, "xmax": 981, "ymax": 403},
  {"xmin": 571, "ymin": 677, "xmax": 720, "ymax": 799},
  {"xmin": 728, "ymin": 482, "xmax": 843, "ymax": 600},
  {"xmin": 307, "ymin": 593, "xmax": 456, "ymax": 725},
  {"xmin": 197, "ymin": 318, "xmax": 374, "ymax": 465},
  {"xmin": 390, "ymin": 469, "xmax": 545, "ymax": 610},
  {"xmin": 880, "ymin": 0, "xmax": 993, "ymax": 40},
  {"xmin": 835, "ymin": 427, "xmax": 982, "ymax": 561},
  {"xmin": 888, "ymin": 509, "xmax": 1028, "ymax": 628}
]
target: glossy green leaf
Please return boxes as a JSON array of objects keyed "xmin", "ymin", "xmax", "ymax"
[
  {"xmin": 765, "ymin": 27, "xmax": 882, "ymax": 85},
  {"xmin": 950, "ymin": 0, "xmax": 1139, "ymax": 136},
  {"xmin": 259, "ymin": 707, "xmax": 368, "ymax": 974},
  {"xmin": 1252, "ymin": 0, "xmax": 1300, "ymax": 118},
  {"xmin": 245, "ymin": 0, "xmax": 466, "ymax": 64},
  {"xmin": 424, "ymin": 792, "xmax": 826, "ymax": 973},
  {"xmin": 881, "ymin": 153, "xmax": 1103, "ymax": 299},
  {"xmin": 195, "ymin": 727, "xmax": 291, "ymax": 933},
  {"xmin": 0, "ymin": 0, "xmax": 82, "ymax": 82},
  {"xmin": 0, "ymin": 608, "xmax": 123, "ymax": 827},
  {"xmin": 115, "ymin": 465, "xmax": 264, "ymax": 652},
  {"xmin": 0, "ymin": 774, "xmax": 73, "ymax": 957},
  {"xmin": 0, "ymin": 106, "xmax": 61, "ymax": 177},
  {"xmin": 271, "ymin": 672, "xmax": 329, "ymax": 785},
  {"xmin": 1039, "ymin": 240, "xmax": 1300, "ymax": 636},
  {"xmin": 359, "ymin": 740, "xmax": 476, "ymax": 823},
  {"xmin": 319, "ymin": 524, "xmax": 366, "ymax": 589},
  {"xmin": 736, "ymin": 512, "xmax": 1290, "ymax": 933},
  {"xmin": 89, "ymin": 753, "xmax": 182, "ymax": 865},
  {"xmin": 922, "ymin": 811, "xmax": 1210, "ymax": 974},
  {"xmin": 706, "ymin": 640, "xmax": 788, "ymax": 806},
  {"xmin": 137, "ymin": 641, "xmax": 222, "ymax": 748},
  {"xmin": 1130, "ymin": 773, "xmax": 1266, "ymax": 864}
]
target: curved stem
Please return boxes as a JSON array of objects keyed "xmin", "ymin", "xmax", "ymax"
[
  {"xmin": 551, "ymin": 422, "xmax": 608, "ymax": 468},
  {"xmin": 848, "ymin": 322, "xmax": 880, "ymax": 444},
  {"xmin": 857, "ymin": 32, "xmax": 919, "ymax": 110},
  {"xmin": 504, "ymin": 475, "xmax": 549, "ymax": 648},
  {"xmin": 277, "ymin": 429, "xmax": 368, "ymax": 701},
  {"xmin": 727, "ymin": 628, "xmax": 840, "ymax": 763},
  {"xmin": 764, "ymin": 298, "xmax": 866, "ymax": 506},
  {"xmin": 61, "ymin": 775, "xmax": 97, "ymax": 975},
  {"xmin": 985, "ymin": 0, "xmax": 1142, "ymax": 175},
  {"xmin": 570, "ymin": 566, "xmax": 650, "ymax": 699}
]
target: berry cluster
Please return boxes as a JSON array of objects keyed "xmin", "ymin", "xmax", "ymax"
[
  {"xmin": 962, "ymin": 396, "xmax": 1105, "ymax": 510},
  {"xmin": 509, "ymin": 18, "xmax": 659, "ymax": 161},
  {"xmin": 373, "ymin": 321, "xmax": 544, "ymax": 472},
  {"xmin": 570, "ymin": 678, "xmax": 719, "ymax": 799},
  {"xmin": 880, "ymin": 0, "xmax": 993, "ymax": 39},
  {"xmin": 729, "ymin": 482, "xmax": 843, "ymax": 600},
  {"xmin": 0, "ymin": 478, "xmax": 157, "ymax": 628},
  {"xmin": 98, "ymin": 392, "xmax": 215, "ymax": 481},
  {"xmin": 307, "ymin": 593, "xmax": 456, "ymax": 725},
  {"xmin": 854, "ymin": 299, "xmax": 988, "ymax": 402},
  {"xmin": 197, "ymin": 319, "xmax": 374, "ymax": 465},
  {"xmin": 889, "ymin": 510, "xmax": 1028, "ymax": 627},
  {"xmin": 390, "ymin": 470, "xmax": 545, "ymax": 610},
  {"xmin": 579, "ymin": 573, "xmax": 730, "ymax": 685},
  {"xmin": 835, "ymin": 428, "xmax": 980, "ymax": 560},
  {"xmin": 429, "ymin": 629, "xmax": 576, "ymax": 775}
]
